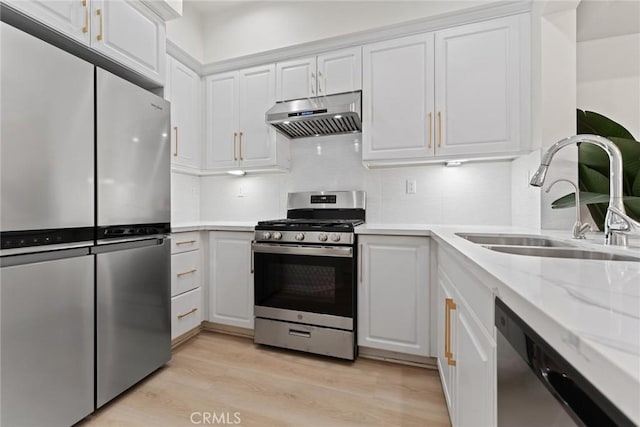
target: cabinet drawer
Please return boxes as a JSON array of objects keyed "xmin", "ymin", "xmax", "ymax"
[
  {"xmin": 171, "ymin": 232, "xmax": 200, "ymax": 254},
  {"xmin": 171, "ymin": 287, "xmax": 202, "ymax": 340},
  {"xmin": 171, "ymin": 250, "xmax": 201, "ymax": 297}
]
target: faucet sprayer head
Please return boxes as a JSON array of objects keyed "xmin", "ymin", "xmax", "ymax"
[{"xmin": 529, "ymin": 164, "xmax": 549, "ymax": 187}]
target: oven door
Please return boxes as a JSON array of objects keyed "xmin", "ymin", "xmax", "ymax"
[{"xmin": 253, "ymin": 242, "xmax": 355, "ymax": 328}]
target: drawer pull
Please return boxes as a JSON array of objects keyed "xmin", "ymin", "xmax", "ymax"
[
  {"xmin": 177, "ymin": 307, "xmax": 198, "ymax": 320},
  {"xmin": 289, "ymin": 329, "xmax": 311, "ymax": 338},
  {"xmin": 177, "ymin": 268, "xmax": 197, "ymax": 277},
  {"xmin": 176, "ymin": 240, "xmax": 197, "ymax": 246}
]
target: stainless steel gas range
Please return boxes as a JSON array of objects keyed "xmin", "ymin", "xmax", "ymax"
[{"xmin": 252, "ymin": 191, "xmax": 365, "ymax": 360}]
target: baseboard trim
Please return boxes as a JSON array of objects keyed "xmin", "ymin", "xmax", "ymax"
[
  {"xmin": 202, "ymin": 321, "xmax": 255, "ymax": 339},
  {"xmin": 171, "ymin": 325, "xmax": 203, "ymax": 350},
  {"xmin": 358, "ymin": 347, "xmax": 438, "ymax": 369}
]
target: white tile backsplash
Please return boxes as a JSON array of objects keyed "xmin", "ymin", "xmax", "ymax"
[
  {"xmin": 199, "ymin": 135, "xmax": 514, "ymax": 225},
  {"xmin": 171, "ymin": 172, "xmax": 201, "ymax": 223}
]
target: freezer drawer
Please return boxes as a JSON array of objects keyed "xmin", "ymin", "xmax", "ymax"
[
  {"xmin": 0, "ymin": 22, "xmax": 94, "ymax": 233},
  {"xmin": 1, "ymin": 249, "xmax": 94, "ymax": 427},
  {"xmin": 96, "ymin": 238, "xmax": 171, "ymax": 408},
  {"xmin": 96, "ymin": 68, "xmax": 170, "ymax": 228}
]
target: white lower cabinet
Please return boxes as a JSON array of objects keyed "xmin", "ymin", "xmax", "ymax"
[
  {"xmin": 437, "ymin": 246, "xmax": 496, "ymax": 427},
  {"xmin": 358, "ymin": 235, "xmax": 430, "ymax": 356},
  {"xmin": 208, "ymin": 231, "xmax": 254, "ymax": 330},
  {"xmin": 171, "ymin": 287, "xmax": 202, "ymax": 340},
  {"xmin": 170, "ymin": 231, "xmax": 203, "ymax": 341}
]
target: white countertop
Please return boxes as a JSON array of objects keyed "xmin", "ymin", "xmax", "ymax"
[
  {"xmin": 359, "ymin": 223, "xmax": 640, "ymax": 424},
  {"xmin": 172, "ymin": 221, "xmax": 255, "ymax": 233}
]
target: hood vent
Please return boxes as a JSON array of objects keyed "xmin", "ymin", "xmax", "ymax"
[{"xmin": 266, "ymin": 91, "xmax": 361, "ymax": 139}]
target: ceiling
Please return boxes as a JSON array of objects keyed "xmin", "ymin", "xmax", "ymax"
[
  {"xmin": 185, "ymin": 0, "xmax": 640, "ymax": 42},
  {"xmin": 577, "ymin": 0, "xmax": 640, "ymax": 41}
]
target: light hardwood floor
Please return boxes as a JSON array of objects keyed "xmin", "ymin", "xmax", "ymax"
[{"xmin": 78, "ymin": 332, "xmax": 451, "ymax": 426}]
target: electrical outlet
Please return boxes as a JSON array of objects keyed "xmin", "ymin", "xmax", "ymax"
[
  {"xmin": 406, "ymin": 179, "xmax": 417, "ymax": 194},
  {"xmin": 238, "ymin": 184, "xmax": 245, "ymax": 198}
]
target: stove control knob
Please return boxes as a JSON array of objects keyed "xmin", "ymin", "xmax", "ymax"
[
  {"xmin": 318, "ymin": 232, "xmax": 328, "ymax": 242},
  {"xmin": 262, "ymin": 232, "xmax": 272, "ymax": 240},
  {"xmin": 330, "ymin": 233, "xmax": 341, "ymax": 242},
  {"xmin": 295, "ymin": 233, "xmax": 305, "ymax": 241},
  {"xmin": 272, "ymin": 232, "xmax": 282, "ymax": 240}
]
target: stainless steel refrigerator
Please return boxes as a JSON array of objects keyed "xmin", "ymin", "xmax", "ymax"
[
  {"xmin": 94, "ymin": 68, "xmax": 171, "ymax": 408},
  {"xmin": 1, "ymin": 21, "xmax": 171, "ymax": 426},
  {"xmin": 0, "ymin": 21, "xmax": 95, "ymax": 427}
]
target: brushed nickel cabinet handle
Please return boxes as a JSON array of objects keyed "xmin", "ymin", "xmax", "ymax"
[
  {"xmin": 177, "ymin": 307, "xmax": 198, "ymax": 320},
  {"xmin": 173, "ymin": 126, "xmax": 179, "ymax": 157},
  {"xmin": 318, "ymin": 71, "xmax": 323, "ymax": 94},
  {"xmin": 311, "ymin": 72, "xmax": 316, "ymax": 95},
  {"xmin": 176, "ymin": 268, "xmax": 197, "ymax": 278},
  {"xmin": 96, "ymin": 8, "xmax": 103, "ymax": 41},
  {"xmin": 82, "ymin": 0, "xmax": 89, "ymax": 34},
  {"xmin": 176, "ymin": 240, "xmax": 196, "ymax": 246},
  {"xmin": 233, "ymin": 132, "xmax": 238, "ymax": 161}
]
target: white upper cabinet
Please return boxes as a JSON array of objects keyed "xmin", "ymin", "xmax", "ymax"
[
  {"xmin": 3, "ymin": 0, "xmax": 166, "ymax": 85},
  {"xmin": 166, "ymin": 55, "xmax": 201, "ymax": 170},
  {"xmin": 91, "ymin": 0, "xmax": 166, "ymax": 84},
  {"xmin": 205, "ymin": 71, "xmax": 239, "ymax": 170},
  {"xmin": 276, "ymin": 47, "xmax": 362, "ymax": 101},
  {"xmin": 3, "ymin": 0, "xmax": 90, "ymax": 44},
  {"xmin": 362, "ymin": 14, "xmax": 528, "ymax": 164},
  {"xmin": 362, "ymin": 33, "xmax": 435, "ymax": 161},
  {"xmin": 358, "ymin": 235, "xmax": 430, "ymax": 356},
  {"xmin": 205, "ymin": 64, "xmax": 288, "ymax": 171},
  {"xmin": 434, "ymin": 15, "xmax": 525, "ymax": 157}
]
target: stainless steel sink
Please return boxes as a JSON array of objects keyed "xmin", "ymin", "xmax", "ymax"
[
  {"xmin": 485, "ymin": 245, "xmax": 640, "ymax": 262},
  {"xmin": 456, "ymin": 233, "xmax": 573, "ymax": 247}
]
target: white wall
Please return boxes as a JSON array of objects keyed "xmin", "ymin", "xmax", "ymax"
[
  {"xmin": 577, "ymin": 33, "xmax": 640, "ymax": 138},
  {"xmin": 166, "ymin": 1, "xmax": 205, "ymax": 62},
  {"xmin": 201, "ymin": 135, "xmax": 513, "ymax": 225},
  {"xmin": 200, "ymin": 0, "xmax": 496, "ymax": 63}
]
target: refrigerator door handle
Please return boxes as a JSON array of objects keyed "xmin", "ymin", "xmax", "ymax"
[
  {"xmin": 1, "ymin": 247, "xmax": 90, "ymax": 268},
  {"xmin": 92, "ymin": 237, "xmax": 168, "ymax": 254}
]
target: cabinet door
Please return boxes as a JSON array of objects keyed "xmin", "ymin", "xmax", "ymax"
[
  {"xmin": 276, "ymin": 56, "xmax": 316, "ymax": 101},
  {"xmin": 317, "ymin": 47, "xmax": 362, "ymax": 96},
  {"xmin": 358, "ymin": 235, "xmax": 430, "ymax": 356},
  {"xmin": 3, "ymin": 0, "xmax": 90, "ymax": 45},
  {"xmin": 91, "ymin": 0, "xmax": 166, "ymax": 84},
  {"xmin": 362, "ymin": 33, "xmax": 435, "ymax": 161},
  {"xmin": 208, "ymin": 231, "xmax": 254, "ymax": 329},
  {"xmin": 435, "ymin": 15, "xmax": 523, "ymax": 157},
  {"xmin": 455, "ymin": 302, "xmax": 496, "ymax": 427},
  {"xmin": 205, "ymin": 71, "xmax": 239, "ymax": 169},
  {"xmin": 167, "ymin": 56, "xmax": 201, "ymax": 169},
  {"xmin": 238, "ymin": 64, "xmax": 277, "ymax": 167}
]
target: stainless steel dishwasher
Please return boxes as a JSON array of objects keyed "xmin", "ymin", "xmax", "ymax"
[
  {"xmin": 1, "ymin": 248, "xmax": 94, "ymax": 427},
  {"xmin": 495, "ymin": 298, "xmax": 634, "ymax": 427}
]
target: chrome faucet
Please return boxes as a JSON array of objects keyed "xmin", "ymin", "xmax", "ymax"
[
  {"xmin": 545, "ymin": 179, "xmax": 591, "ymax": 239},
  {"xmin": 530, "ymin": 134, "xmax": 640, "ymax": 246}
]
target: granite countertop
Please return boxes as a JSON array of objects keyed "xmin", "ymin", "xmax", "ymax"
[{"xmin": 357, "ymin": 223, "xmax": 640, "ymax": 424}]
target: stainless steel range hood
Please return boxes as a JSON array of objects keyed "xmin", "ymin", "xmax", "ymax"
[{"xmin": 266, "ymin": 91, "xmax": 361, "ymax": 139}]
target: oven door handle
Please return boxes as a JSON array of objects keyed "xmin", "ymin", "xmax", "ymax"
[{"xmin": 251, "ymin": 242, "xmax": 353, "ymax": 258}]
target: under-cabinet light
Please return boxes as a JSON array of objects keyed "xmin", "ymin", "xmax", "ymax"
[
  {"xmin": 445, "ymin": 161, "xmax": 463, "ymax": 167},
  {"xmin": 227, "ymin": 170, "xmax": 246, "ymax": 176}
]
